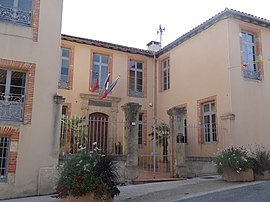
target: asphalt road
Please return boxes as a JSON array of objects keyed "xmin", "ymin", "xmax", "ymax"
[{"xmin": 178, "ymin": 181, "xmax": 270, "ymax": 202}]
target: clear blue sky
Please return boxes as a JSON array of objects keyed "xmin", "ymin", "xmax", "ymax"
[{"xmin": 62, "ymin": 0, "xmax": 270, "ymax": 49}]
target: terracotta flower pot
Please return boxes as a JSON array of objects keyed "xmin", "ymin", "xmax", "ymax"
[
  {"xmin": 222, "ymin": 169, "xmax": 254, "ymax": 182},
  {"xmin": 60, "ymin": 193, "xmax": 113, "ymax": 202}
]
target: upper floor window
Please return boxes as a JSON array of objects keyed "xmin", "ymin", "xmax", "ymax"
[
  {"xmin": 91, "ymin": 53, "xmax": 109, "ymax": 92},
  {"xmin": 162, "ymin": 58, "xmax": 170, "ymax": 91},
  {"xmin": 0, "ymin": 0, "xmax": 32, "ymax": 26},
  {"xmin": 0, "ymin": 69, "xmax": 26, "ymax": 122},
  {"xmin": 0, "ymin": 137, "xmax": 10, "ymax": 183},
  {"xmin": 202, "ymin": 101, "xmax": 216, "ymax": 144},
  {"xmin": 59, "ymin": 48, "xmax": 70, "ymax": 89},
  {"xmin": 129, "ymin": 60, "xmax": 143, "ymax": 97},
  {"xmin": 241, "ymin": 31, "xmax": 260, "ymax": 80}
]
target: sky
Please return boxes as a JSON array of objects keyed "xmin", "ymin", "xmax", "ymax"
[{"xmin": 61, "ymin": 0, "xmax": 270, "ymax": 50}]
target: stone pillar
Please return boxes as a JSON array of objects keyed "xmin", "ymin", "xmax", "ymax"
[
  {"xmin": 53, "ymin": 95, "xmax": 65, "ymax": 159},
  {"xmin": 121, "ymin": 102, "xmax": 142, "ymax": 181},
  {"xmin": 167, "ymin": 106, "xmax": 187, "ymax": 178},
  {"xmin": 38, "ymin": 95, "xmax": 65, "ymax": 195}
]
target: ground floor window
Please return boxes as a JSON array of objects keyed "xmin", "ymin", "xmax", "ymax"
[
  {"xmin": 202, "ymin": 101, "xmax": 216, "ymax": 143},
  {"xmin": 138, "ymin": 113, "xmax": 143, "ymax": 145},
  {"xmin": 0, "ymin": 137, "xmax": 10, "ymax": 183}
]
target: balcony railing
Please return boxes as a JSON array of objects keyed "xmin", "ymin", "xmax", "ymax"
[
  {"xmin": 129, "ymin": 89, "xmax": 144, "ymax": 98},
  {"xmin": 0, "ymin": 93, "xmax": 24, "ymax": 122},
  {"xmin": 58, "ymin": 80, "xmax": 69, "ymax": 89},
  {"xmin": 0, "ymin": 5, "xmax": 32, "ymax": 26},
  {"xmin": 243, "ymin": 69, "xmax": 261, "ymax": 80}
]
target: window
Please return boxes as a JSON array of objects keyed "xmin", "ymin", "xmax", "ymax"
[
  {"xmin": 241, "ymin": 31, "xmax": 260, "ymax": 80},
  {"xmin": 138, "ymin": 113, "xmax": 143, "ymax": 145},
  {"xmin": 0, "ymin": 137, "xmax": 10, "ymax": 183},
  {"xmin": 162, "ymin": 58, "xmax": 170, "ymax": 91},
  {"xmin": 62, "ymin": 105, "xmax": 68, "ymax": 118},
  {"xmin": 183, "ymin": 118, "xmax": 187, "ymax": 143},
  {"xmin": 0, "ymin": 0, "xmax": 32, "ymax": 26},
  {"xmin": 129, "ymin": 60, "xmax": 143, "ymax": 97},
  {"xmin": 91, "ymin": 53, "xmax": 109, "ymax": 91},
  {"xmin": 59, "ymin": 48, "xmax": 71, "ymax": 89},
  {"xmin": 0, "ymin": 69, "xmax": 26, "ymax": 122},
  {"xmin": 202, "ymin": 101, "xmax": 216, "ymax": 143}
]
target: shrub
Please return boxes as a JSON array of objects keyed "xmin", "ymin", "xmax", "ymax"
[
  {"xmin": 249, "ymin": 144, "xmax": 270, "ymax": 176},
  {"xmin": 56, "ymin": 149, "xmax": 120, "ymax": 199},
  {"xmin": 214, "ymin": 146, "xmax": 253, "ymax": 174}
]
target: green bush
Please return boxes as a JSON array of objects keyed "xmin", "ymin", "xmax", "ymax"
[
  {"xmin": 214, "ymin": 146, "xmax": 253, "ymax": 174},
  {"xmin": 56, "ymin": 150, "xmax": 120, "ymax": 199}
]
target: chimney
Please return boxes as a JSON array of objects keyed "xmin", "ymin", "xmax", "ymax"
[{"xmin": 146, "ymin": 41, "xmax": 161, "ymax": 52}]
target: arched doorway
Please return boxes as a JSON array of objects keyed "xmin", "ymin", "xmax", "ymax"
[{"xmin": 88, "ymin": 112, "xmax": 109, "ymax": 153}]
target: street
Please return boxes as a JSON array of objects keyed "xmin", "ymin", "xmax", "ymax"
[{"xmin": 178, "ymin": 181, "xmax": 270, "ymax": 202}]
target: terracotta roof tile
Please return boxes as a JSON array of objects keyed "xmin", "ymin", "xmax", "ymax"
[{"xmin": 61, "ymin": 34, "xmax": 155, "ymax": 57}]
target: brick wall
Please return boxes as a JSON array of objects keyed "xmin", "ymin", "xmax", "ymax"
[
  {"xmin": 0, "ymin": 126, "xmax": 20, "ymax": 175},
  {"xmin": 32, "ymin": 0, "xmax": 40, "ymax": 42}
]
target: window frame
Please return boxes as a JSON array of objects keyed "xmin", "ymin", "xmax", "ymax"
[
  {"xmin": 162, "ymin": 58, "xmax": 170, "ymax": 91},
  {"xmin": 59, "ymin": 48, "xmax": 71, "ymax": 89},
  {"xmin": 59, "ymin": 44, "xmax": 74, "ymax": 90},
  {"xmin": 138, "ymin": 113, "xmax": 143, "ymax": 145},
  {"xmin": 137, "ymin": 110, "xmax": 147, "ymax": 147},
  {"xmin": 0, "ymin": 58, "xmax": 35, "ymax": 124},
  {"xmin": 0, "ymin": 136, "xmax": 10, "ymax": 183},
  {"xmin": 89, "ymin": 51, "xmax": 112, "ymax": 93},
  {"xmin": 241, "ymin": 31, "xmax": 258, "ymax": 79},
  {"xmin": 0, "ymin": 69, "xmax": 27, "ymax": 122},
  {"xmin": 129, "ymin": 59, "xmax": 144, "ymax": 98},
  {"xmin": 92, "ymin": 53, "xmax": 109, "ymax": 91},
  {"xmin": 202, "ymin": 101, "xmax": 216, "ymax": 144},
  {"xmin": 240, "ymin": 26, "xmax": 263, "ymax": 80}
]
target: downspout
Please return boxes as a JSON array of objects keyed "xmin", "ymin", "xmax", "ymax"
[{"xmin": 152, "ymin": 54, "xmax": 157, "ymax": 178}]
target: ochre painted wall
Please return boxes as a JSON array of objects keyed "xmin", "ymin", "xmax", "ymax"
[{"xmin": 0, "ymin": 0, "xmax": 63, "ymax": 199}]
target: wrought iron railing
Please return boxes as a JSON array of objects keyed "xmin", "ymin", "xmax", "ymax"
[
  {"xmin": 58, "ymin": 79, "xmax": 69, "ymax": 89},
  {"xmin": 60, "ymin": 116, "xmax": 123, "ymax": 156},
  {"xmin": 129, "ymin": 89, "xmax": 144, "ymax": 98},
  {"xmin": 243, "ymin": 69, "xmax": 261, "ymax": 80},
  {"xmin": 0, "ymin": 93, "xmax": 24, "ymax": 122},
  {"xmin": 0, "ymin": 5, "xmax": 32, "ymax": 26}
]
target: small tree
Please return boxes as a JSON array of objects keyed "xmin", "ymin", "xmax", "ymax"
[
  {"xmin": 60, "ymin": 116, "xmax": 87, "ymax": 154},
  {"xmin": 149, "ymin": 122, "xmax": 170, "ymax": 162}
]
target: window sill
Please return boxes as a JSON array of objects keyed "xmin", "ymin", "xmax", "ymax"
[{"xmin": 0, "ymin": 121, "xmax": 23, "ymax": 127}]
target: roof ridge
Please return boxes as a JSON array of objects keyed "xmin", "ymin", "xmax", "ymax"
[{"xmin": 61, "ymin": 34, "xmax": 155, "ymax": 56}]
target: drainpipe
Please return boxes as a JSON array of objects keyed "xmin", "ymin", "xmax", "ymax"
[{"xmin": 153, "ymin": 55, "xmax": 157, "ymax": 178}]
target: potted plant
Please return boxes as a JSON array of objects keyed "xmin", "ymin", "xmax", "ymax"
[
  {"xmin": 214, "ymin": 146, "xmax": 254, "ymax": 182},
  {"xmin": 56, "ymin": 146, "xmax": 120, "ymax": 202},
  {"xmin": 249, "ymin": 144, "xmax": 270, "ymax": 180}
]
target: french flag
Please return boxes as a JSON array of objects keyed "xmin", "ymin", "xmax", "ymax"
[
  {"xmin": 90, "ymin": 73, "xmax": 99, "ymax": 92},
  {"xmin": 100, "ymin": 75, "xmax": 120, "ymax": 99},
  {"xmin": 99, "ymin": 73, "xmax": 110, "ymax": 95}
]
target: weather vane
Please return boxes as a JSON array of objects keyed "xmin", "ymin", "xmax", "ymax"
[{"xmin": 157, "ymin": 24, "xmax": 165, "ymax": 47}]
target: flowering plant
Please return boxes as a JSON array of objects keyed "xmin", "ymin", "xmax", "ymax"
[
  {"xmin": 56, "ymin": 146, "xmax": 120, "ymax": 199},
  {"xmin": 249, "ymin": 144, "xmax": 270, "ymax": 176},
  {"xmin": 214, "ymin": 146, "xmax": 253, "ymax": 174}
]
